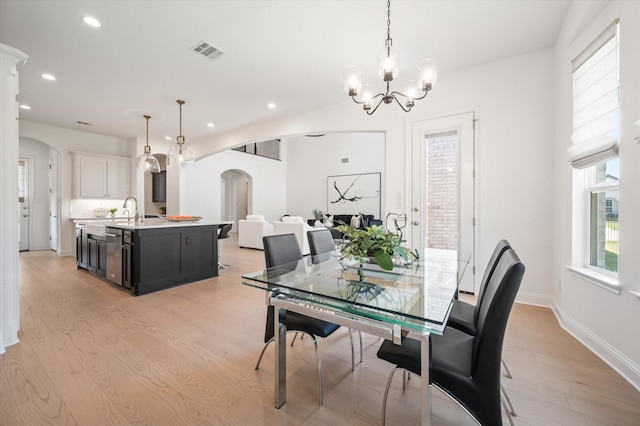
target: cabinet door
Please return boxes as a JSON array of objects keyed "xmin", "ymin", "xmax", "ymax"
[
  {"xmin": 152, "ymin": 171, "xmax": 166, "ymax": 202},
  {"xmin": 106, "ymin": 159, "xmax": 130, "ymax": 199},
  {"xmin": 78, "ymin": 156, "xmax": 107, "ymax": 198},
  {"xmin": 87, "ymin": 238, "xmax": 98, "ymax": 273},
  {"xmin": 96, "ymin": 240, "xmax": 107, "ymax": 277},
  {"xmin": 76, "ymin": 227, "xmax": 88, "ymax": 268}
]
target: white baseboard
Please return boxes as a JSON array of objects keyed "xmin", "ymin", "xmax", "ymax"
[
  {"xmin": 516, "ymin": 291, "xmax": 553, "ymax": 308},
  {"xmin": 59, "ymin": 250, "xmax": 73, "ymax": 257},
  {"xmin": 552, "ymin": 306, "xmax": 640, "ymax": 392}
]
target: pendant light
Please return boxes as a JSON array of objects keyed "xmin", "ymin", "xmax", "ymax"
[
  {"xmin": 166, "ymin": 99, "xmax": 195, "ymax": 167},
  {"xmin": 136, "ymin": 114, "xmax": 161, "ymax": 173}
]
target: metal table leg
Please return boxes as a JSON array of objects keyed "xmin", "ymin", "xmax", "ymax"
[{"xmin": 275, "ymin": 306, "xmax": 286, "ymax": 408}]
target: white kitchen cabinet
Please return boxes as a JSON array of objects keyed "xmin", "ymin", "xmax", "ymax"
[{"xmin": 71, "ymin": 151, "xmax": 131, "ymax": 199}]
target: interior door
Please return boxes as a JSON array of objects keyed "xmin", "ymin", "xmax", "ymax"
[
  {"xmin": 18, "ymin": 158, "xmax": 29, "ymax": 251},
  {"xmin": 410, "ymin": 112, "xmax": 475, "ymax": 293}
]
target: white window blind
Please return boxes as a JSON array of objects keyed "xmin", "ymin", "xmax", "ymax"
[{"xmin": 570, "ymin": 20, "xmax": 620, "ymax": 169}]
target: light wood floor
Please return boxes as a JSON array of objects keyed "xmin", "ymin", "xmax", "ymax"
[{"xmin": 2, "ymin": 234, "xmax": 639, "ymax": 425}]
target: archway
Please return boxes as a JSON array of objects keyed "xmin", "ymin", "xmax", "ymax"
[{"xmin": 221, "ymin": 169, "xmax": 252, "ymax": 231}]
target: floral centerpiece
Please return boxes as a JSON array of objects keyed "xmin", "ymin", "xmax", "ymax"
[{"xmin": 335, "ymin": 224, "xmax": 417, "ymax": 271}]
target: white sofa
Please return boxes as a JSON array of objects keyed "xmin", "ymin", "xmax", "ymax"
[
  {"xmin": 238, "ymin": 215, "xmax": 274, "ymax": 250},
  {"xmin": 273, "ymin": 216, "xmax": 322, "ymax": 255}
]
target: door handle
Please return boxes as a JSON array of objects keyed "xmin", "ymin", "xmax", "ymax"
[{"xmin": 412, "ymin": 221, "xmax": 419, "ymax": 226}]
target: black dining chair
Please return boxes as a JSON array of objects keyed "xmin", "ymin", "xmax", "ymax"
[
  {"xmin": 376, "ymin": 248, "xmax": 525, "ymax": 426},
  {"xmin": 307, "ymin": 228, "xmax": 336, "ymax": 264},
  {"xmin": 447, "ymin": 239, "xmax": 517, "ymax": 416},
  {"xmin": 217, "ymin": 223, "xmax": 233, "ymax": 269},
  {"xmin": 255, "ymin": 233, "xmax": 355, "ymax": 406},
  {"xmin": 307, "ymin": 228, "xmax": 363, "ymax": 367}
]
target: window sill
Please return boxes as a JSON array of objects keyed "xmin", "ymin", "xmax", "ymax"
[
  {"xmin": 566, "ymin": 266, "xmax": 621, "ymax": 295},
  {"xmin": 628, "ymin": 290, "xmax": 640, "ymax": 299}
]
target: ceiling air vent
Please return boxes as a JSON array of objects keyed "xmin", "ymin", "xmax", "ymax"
[{"xmin": 191, "ymin": 41, "xmax": 225, "ymax": 61}]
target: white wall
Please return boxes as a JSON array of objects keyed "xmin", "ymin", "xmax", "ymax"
[
  {"xmin": 18, "ymin": 138, "xmax": 51, "ymax": 250},
  {"xmin": 285, "ymin": 132, "xmax": 385, "ymax": 219},
  {"xmin": 183, "ymin": 149, "xmax": 287, "ymax": 225},
  {"xmin": 553, "ymin": 0, "xmax": 640, "ymax": 389}
]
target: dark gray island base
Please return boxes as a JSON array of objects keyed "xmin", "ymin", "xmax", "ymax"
[
  {"xmin": 132, "ymin": 224, "xmax": 219, "ymax": 295},
  {"xmin": 75, "ymin": 219, "xmax": 228, "ymax": 296}
]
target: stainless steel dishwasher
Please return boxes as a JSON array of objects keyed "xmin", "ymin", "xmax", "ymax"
[{"xmin": 105, "ymin": 227, "xmax": 123, "ymax": 286}]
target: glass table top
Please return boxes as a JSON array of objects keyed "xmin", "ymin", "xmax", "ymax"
[{"xmin": 242, "ymin": 249, "xmax": 470, "ymax": 334}]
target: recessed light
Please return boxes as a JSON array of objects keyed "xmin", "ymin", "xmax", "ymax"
[
  {"xmin": 207, "ymin": 122, "xmax": 215, "ymax": 128},
  {"xmin": 267, "ymin": 103, "xmax": 276, "ymax": 109},
  {"xmin": 165, "ymin": 136, "xmax": 172, "ymax": 140},
  {"xmin": 82, "ymin": 16, "xmax": 101, "ymax": 28},
  {"xmin": 19, "ymin": 105, "xmax": 31, "ymax": 110},
  {"xmin": 41, "ymin": 73, "xmax": 56, "ymax": 81}
]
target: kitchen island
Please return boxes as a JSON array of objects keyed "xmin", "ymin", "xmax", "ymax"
[{"xmin": 74, "ymin": 219, "xmax": 232, "ymax": 296}]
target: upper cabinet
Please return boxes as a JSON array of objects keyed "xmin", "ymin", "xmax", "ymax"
[{"xmin": 71, "ymin": 151, "xmax": 131, "ymax": 199}]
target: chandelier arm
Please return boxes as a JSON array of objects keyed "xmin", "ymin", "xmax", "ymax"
[
  {"xmin": 392, "ymin": 94, "xmax": 413, "ymax": 112},
  {"xmin": 389, "ymin": 89, "xmax": 430, "ymax": 102},
  {"xmin": 349, "ymin": 92, "xmax": 385, "ymax": 106},
  {"xmin": 366, "ymin": 97, "xmax": 386, "ymax": 115}
]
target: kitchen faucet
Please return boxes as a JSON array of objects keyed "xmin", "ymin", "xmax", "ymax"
[{"xmin": 123, "ymin": 196, "xmax": 140, "ymax": 222}]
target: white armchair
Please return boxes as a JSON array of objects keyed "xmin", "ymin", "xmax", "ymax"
[
  {"xmin": 238, "ymin": 215, "xmax": 274, "ymax": 250},
  {"xmin": 273, "ymin": 216, "xmax": 321, "ymax": 255}
]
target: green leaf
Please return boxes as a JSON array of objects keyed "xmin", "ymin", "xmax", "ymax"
[{"xmin": 373, "ymin": 250, "xmax": 394, "ymax": 270}]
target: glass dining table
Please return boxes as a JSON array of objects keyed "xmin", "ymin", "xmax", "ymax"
[{"xmin": 242, "ymin": 248, "xmax": 470, "ymax": 426}]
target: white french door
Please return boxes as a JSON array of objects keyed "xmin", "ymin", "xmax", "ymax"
[
  {"xmin": 410, "ymin": 112, "xmax": 476, "ymax": 293},
  {"xmin": 49, "ymin": 151, "xmax": 59, "ymax": 251}
]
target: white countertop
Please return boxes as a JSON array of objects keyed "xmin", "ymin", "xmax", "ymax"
[{"xmin": 74, "ymin": 218, "xmax": 232, "ymax": 230}]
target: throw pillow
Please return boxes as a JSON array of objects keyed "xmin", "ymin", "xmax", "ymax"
[
  {"xmin": 350, "ymin": 214, "xmax": 361, "ymax": 228},
  {"xmin": 323, "ymin": 214, "xmax": 334, "ymax": 227}
]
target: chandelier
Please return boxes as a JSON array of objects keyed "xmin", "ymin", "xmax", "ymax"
[
  {"xmin": 167, "ymin": 99, "xmax": 195, "ymax": 167},
  {"xmin": 344, "ymin": 0, "xmax": 437, "ymax": 115},
  {"xmin": 136, "ymin": 114, "xmax": 161, "ymax": 174}
]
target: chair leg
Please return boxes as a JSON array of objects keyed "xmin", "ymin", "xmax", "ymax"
[
  {"xmin": 254, "ymin": 338, "xmax": 274, "ymax": 370},
  {"xmin": 381, "ymin": 367, "xmax": 402, "ymax": 426},
  {"xmin": 501, "ymin": 384, "xmax": 517, "ymax": 417},
  {"xmin": 501, "ymin": 394, "xmax": 516, "ymax": 426},
  {"xmin": 502, "ymin": 357, "xmax": 513, "ymax": 379},
  {"xmin": 290, "ymin": 332, "xmax": 299, "ymax": 347}
]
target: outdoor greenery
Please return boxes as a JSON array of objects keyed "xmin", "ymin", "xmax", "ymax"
[{"xmin": 335, "ymin": 224, "xmax": 417, "ymax": 271}]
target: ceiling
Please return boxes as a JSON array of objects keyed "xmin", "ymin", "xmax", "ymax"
[{"xmin": 0, "ymin": 0, "xmax": 571, "ymax": 144}]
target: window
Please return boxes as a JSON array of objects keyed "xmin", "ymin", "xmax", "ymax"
[
  {"xmin": 570, "ymin": 20, "xmax": 620, "ymax": 278},
  {"xmin": 587, "ymin": 158, "xmax": 618, "ymax": 274}
]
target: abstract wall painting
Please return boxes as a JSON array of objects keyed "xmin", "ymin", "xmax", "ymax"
[{"xmin": 327, "ymin": 172, "xmax": 381, "ymax": 218}]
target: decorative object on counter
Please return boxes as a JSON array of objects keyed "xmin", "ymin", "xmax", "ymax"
[
  {"xmin": 93, "ymin": 206, "xmax": 108, "ymax": 217},
  {"xmin": 344, "ymin": 0, "xmax": 437, "ymax": 115},
  {"xmin": 109, "ymin": 208, "xmax": 118, "ymax": 218},
  {"xmin": 335, "ymin": 224, "xmax": 417, "ymax": 271},
  {"xmin": 159, "ymin": 206, "xmax": 166, "ymax": 215},
  {"xmin": 166, "ymin": 99, "xmax": 195, "ymax": 167},
  {"xmin": 165, "ymin": 215, "xmax": 202, "ymax": 222},
  {"xmin": 312, "ymin": 208, "xmax": 324, "ymax": 227},
  {"xmin": 136, "ymin": 114, "xmax": 161, "ymax": 174}
]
